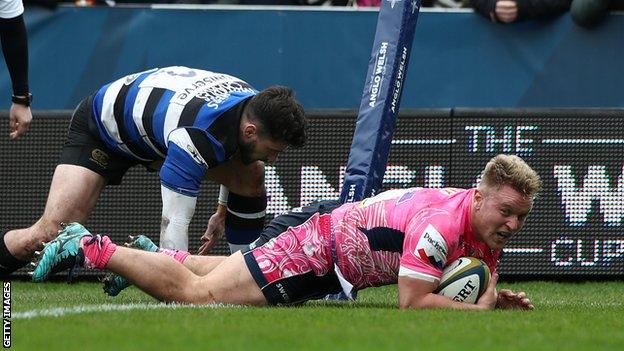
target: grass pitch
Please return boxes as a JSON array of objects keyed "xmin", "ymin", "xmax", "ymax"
[{"xmin": 9, "ymin": 281, "xmax": 624, "ymax": 350}]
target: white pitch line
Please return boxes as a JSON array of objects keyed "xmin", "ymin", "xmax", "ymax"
[
  {"xmin": 391, "ymin": 139, "xmax": 457, "ymax": 145},
  {"xmin": 542, "ymin": 139, "xmax": 624, "ymax": 144},
  {"xmin": 12, "ymin": 302, "xmax": 242, "ymax": 320},
  {"xmin": 503, "ymin": 248, "xmax": 544, "ymax": 254}
]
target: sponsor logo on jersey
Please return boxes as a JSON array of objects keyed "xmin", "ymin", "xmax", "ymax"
[
  {"xmin": 415, "ymin": 224, "xmax": 447, "ymax": 269},
  {"xmin": 397, "ymin": 190, "xmax": 416, "ymax": 204},
  {"xmin": 186, "ymin": 145, "xmax": 204, "ymax": 166},
  {"xmin": 89, "ymin": 149, "xmax": 109, "ymax": 168}
]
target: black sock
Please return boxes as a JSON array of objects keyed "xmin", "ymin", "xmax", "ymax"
[
  {"xmin": 224, "ymin": 192, "xmax": 267, "ymax": 248},
  {"xmin": 0, "ymin": 230, "xmax": 28, "ymax": 279}
]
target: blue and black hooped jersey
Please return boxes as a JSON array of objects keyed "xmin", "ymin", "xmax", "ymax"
[{"xmin": 91, "ymin": 66, "xmax": 257, "ymax": 197}]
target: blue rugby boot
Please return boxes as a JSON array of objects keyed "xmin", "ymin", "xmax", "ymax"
[
  {"xmin": 30, "ymin": 222, "xmax": 93, "ymax": 283},
  {"xmin": 101, "ymin": 235, "xmax": 158, "ymax": 297}
]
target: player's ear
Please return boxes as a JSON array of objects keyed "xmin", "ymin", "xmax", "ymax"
[
  {"xmin": 242, "ymin": 123, "xmax": 257, "ymax": 139},
  {"xmin": 474, "ymin": 189, "xmax": 484, "ymax": 211}
]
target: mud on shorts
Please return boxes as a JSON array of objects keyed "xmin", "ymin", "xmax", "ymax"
[
  {"xmin": 58, "ymin": 95, "xmax": 148, "ymax": 185},
  {"xmin": 243, "ymin": 212, "xmax": 343, "ymax": 305}
]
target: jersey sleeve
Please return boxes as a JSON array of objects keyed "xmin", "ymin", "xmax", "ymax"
[
  {"xmin": 398, "ymin": 210, "xmax": 458, "ymax": 282},
  {"xmin": 160, "ymin": 127, "xmax": 211, "ymax": 197}
]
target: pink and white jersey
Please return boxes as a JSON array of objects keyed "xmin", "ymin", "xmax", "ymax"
[{"xmin": 329, "ymin": 187, "xmax": 500, "ymax": 290}]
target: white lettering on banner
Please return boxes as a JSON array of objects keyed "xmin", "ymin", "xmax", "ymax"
[
  {"xmin": 551, "ymin": 238, "xmax": 624, "ymax": 266},
  {"xmin": 299, "ymin": 166, "xmax": 341, "ymax": 206},
  {"xmin": 369, "ymin": 42, "xmax": 389, "ymax": 108},
  {"xmin": 390, "ymin": 46, "xmax": 408, "ymax": 114},
  {"xmin": 292, "ymin": 165, "xmax": 424, "ymax": 212},
  {"xmin": 465, "ymin": 125, "xmax": 538, "ymax": 155},
  {"xmin": 264, "ymin": 166, "xmax": 290, "ymax": 217},
  {"xmin": 554, "ymin": 165, "xmax": 624, "ymax": 226},
  {"xmin": 424, "ymin": 165, "xmax": 444, "ymax": 188},
  {"xmin": 265, "ymin": 162, "xmax": 623, "ymax": 228}
]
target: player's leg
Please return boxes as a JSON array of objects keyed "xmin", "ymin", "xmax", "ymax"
[
  {"xmin": 34, "ymin": 223, "xmax": 264, "ymax": 305},
  {"xmin": 0, "ymin": 95, "xmax": 132, "ymax": 277},
  {"xmin": 0, "ymin": 165, "xmax": 106, "ymax": 276},
  {"xmin": 181, "ymin": 255, "xmax": 227, "ymax": 276},
  {"xmin": 103, "ymin": 235, "xmax": 227, "ymax": 296},
  {"xmin": 110, "ymin": 213, "xmax": 339, "ymax": 305},
  {"xmin": 106, "ymin": 248, "xmax": 266, "ymax": 305},
  {"xmin": 105, "ymin": 200, "xmax": 339, "ymax": 296}
]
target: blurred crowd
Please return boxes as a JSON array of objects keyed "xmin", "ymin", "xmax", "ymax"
[{"xmin": 21, "ymin": 0, "xmax": 624, "ymax": 28}]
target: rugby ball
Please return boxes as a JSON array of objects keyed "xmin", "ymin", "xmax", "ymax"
[{"xmin": 434, "ymin": 257, "xmax": 490, "ymax": 304}]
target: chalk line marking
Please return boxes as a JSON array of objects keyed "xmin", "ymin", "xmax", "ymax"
[{"xmin": 13, "ymin": 302, "xmax": 242, "ymax": 320}]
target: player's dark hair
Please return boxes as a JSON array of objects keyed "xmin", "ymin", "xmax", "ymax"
[{"xmin": 246, "ymin": 86, "xmax": 307, "ymax": 148}]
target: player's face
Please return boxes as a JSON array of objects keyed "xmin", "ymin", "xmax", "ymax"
[
  {"xmin": 239, "ymin": 136, "xmax": 288, "ymax": 165},
  {"xmin": 239, "ymin": 122, "xmax": 289, "ymax": 165},
  {"xmin": 472, "ymin": 184, "xmax": 533, "ymax": 250}
]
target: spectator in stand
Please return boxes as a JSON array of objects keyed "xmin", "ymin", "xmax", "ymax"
[
  {"xmin": 0, "ymin": 0, "xmax": 32, "ymax": 140},
  {"xmin": 571, "ymin": 0, "xmax": 624, "ymax": 27},
  {"xmin": 470, "ymin": 0, "xmax": 569, "ymax": 23},
  {"xmin": 471, "ymin": 0, "xmax": 623, "ymax": 27}
]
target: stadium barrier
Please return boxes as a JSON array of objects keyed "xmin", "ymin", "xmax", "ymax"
[
  {"xmin": 2, "ymin": 7, "xmax": 624, "ymax": 110},
  {"xmin": 1, "ymin": 108, "xmax": 623, "ymax": 279}
]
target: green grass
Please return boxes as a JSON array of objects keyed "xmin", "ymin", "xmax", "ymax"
[{"xmin": 9, "ymin": 281, "xmax": 624, "ymax": 350}]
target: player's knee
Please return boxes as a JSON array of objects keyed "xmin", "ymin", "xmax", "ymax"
[{"xmin": 179, "ymin": 280, "xmax": 216, "ymax": 304}]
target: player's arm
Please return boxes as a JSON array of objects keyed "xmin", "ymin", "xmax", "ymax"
[
  {"xmin": 159, "ymin": 185, "xmax": 198, "ymax": 250},
  {"xmin": 159, "ymin": 128, "xmax": 210, "ymax": 250},
  {"xmin": 0, "ymin": 4, "xmax": 32, "ymax": 140},
  {"xmin": 197, "ymin": 185, "xmax": 228, "ymax": 255},
  {"xmin": 397, "ymin": 273, "xmax": 498, "ymax": 310},
  {"xmin": 399, "ymin": 212, "xmax": 498, "ymax": 310},
  {"xmin": 203, "ymin": 158, "xmax": 267, "ymax": 254}
]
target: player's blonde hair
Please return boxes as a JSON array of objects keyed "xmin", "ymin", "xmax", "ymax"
[{"xmin": 479, "ymin": 154, "xmax": 542, "ymax": 198}]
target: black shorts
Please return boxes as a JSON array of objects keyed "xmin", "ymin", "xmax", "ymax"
[
  {"xmin": 247, "ymin": 199, "xmax": 341, "ymax": 250},
  {"xmin": 58, "ymin": 96, "xmax": 142, "ymax": 185},
  {"xmin": 243, "ymin": 250, "xmax": 343, "ymax": 306}
]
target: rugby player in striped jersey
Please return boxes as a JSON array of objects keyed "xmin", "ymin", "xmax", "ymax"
[{"xmin": 0, "ymin": 66, "xmax": 307, "ymax": 277}]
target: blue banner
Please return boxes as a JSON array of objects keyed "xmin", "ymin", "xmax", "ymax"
[
  {"xmin": 340, "ymin": 0, "xmax": 421, "ymax": 203},
  {"xmin": 1, "ymin": 7, "xmax": 623, "ymax": 109}
]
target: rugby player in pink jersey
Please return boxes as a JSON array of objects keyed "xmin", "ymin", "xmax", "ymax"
[{"xmin": 32, "ymin": 154, "xmax": 540, "ymax": 310}]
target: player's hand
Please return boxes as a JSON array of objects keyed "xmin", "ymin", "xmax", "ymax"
[
  {"xmin": 9, "ymin": 103, "xmax": 32, "ymax": 140},
  {"xmin": 197, "ymin": 207, "xmax": 226, "ymax": 255},
  {"xmin": 494, "ymin": 0, "xmax": 519, "ymax": 23},
  {"xmin": 476, "ymin": 272, "xmax": 499, "ymax": 310},
  {"xmin": 496, "ymin": 289, "xmax": 534, "ymax": 310}
]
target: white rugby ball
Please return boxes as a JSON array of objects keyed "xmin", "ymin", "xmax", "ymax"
[{"xmin": 434, "ymin": 257, "xmax": 490, "ymax": 304}]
